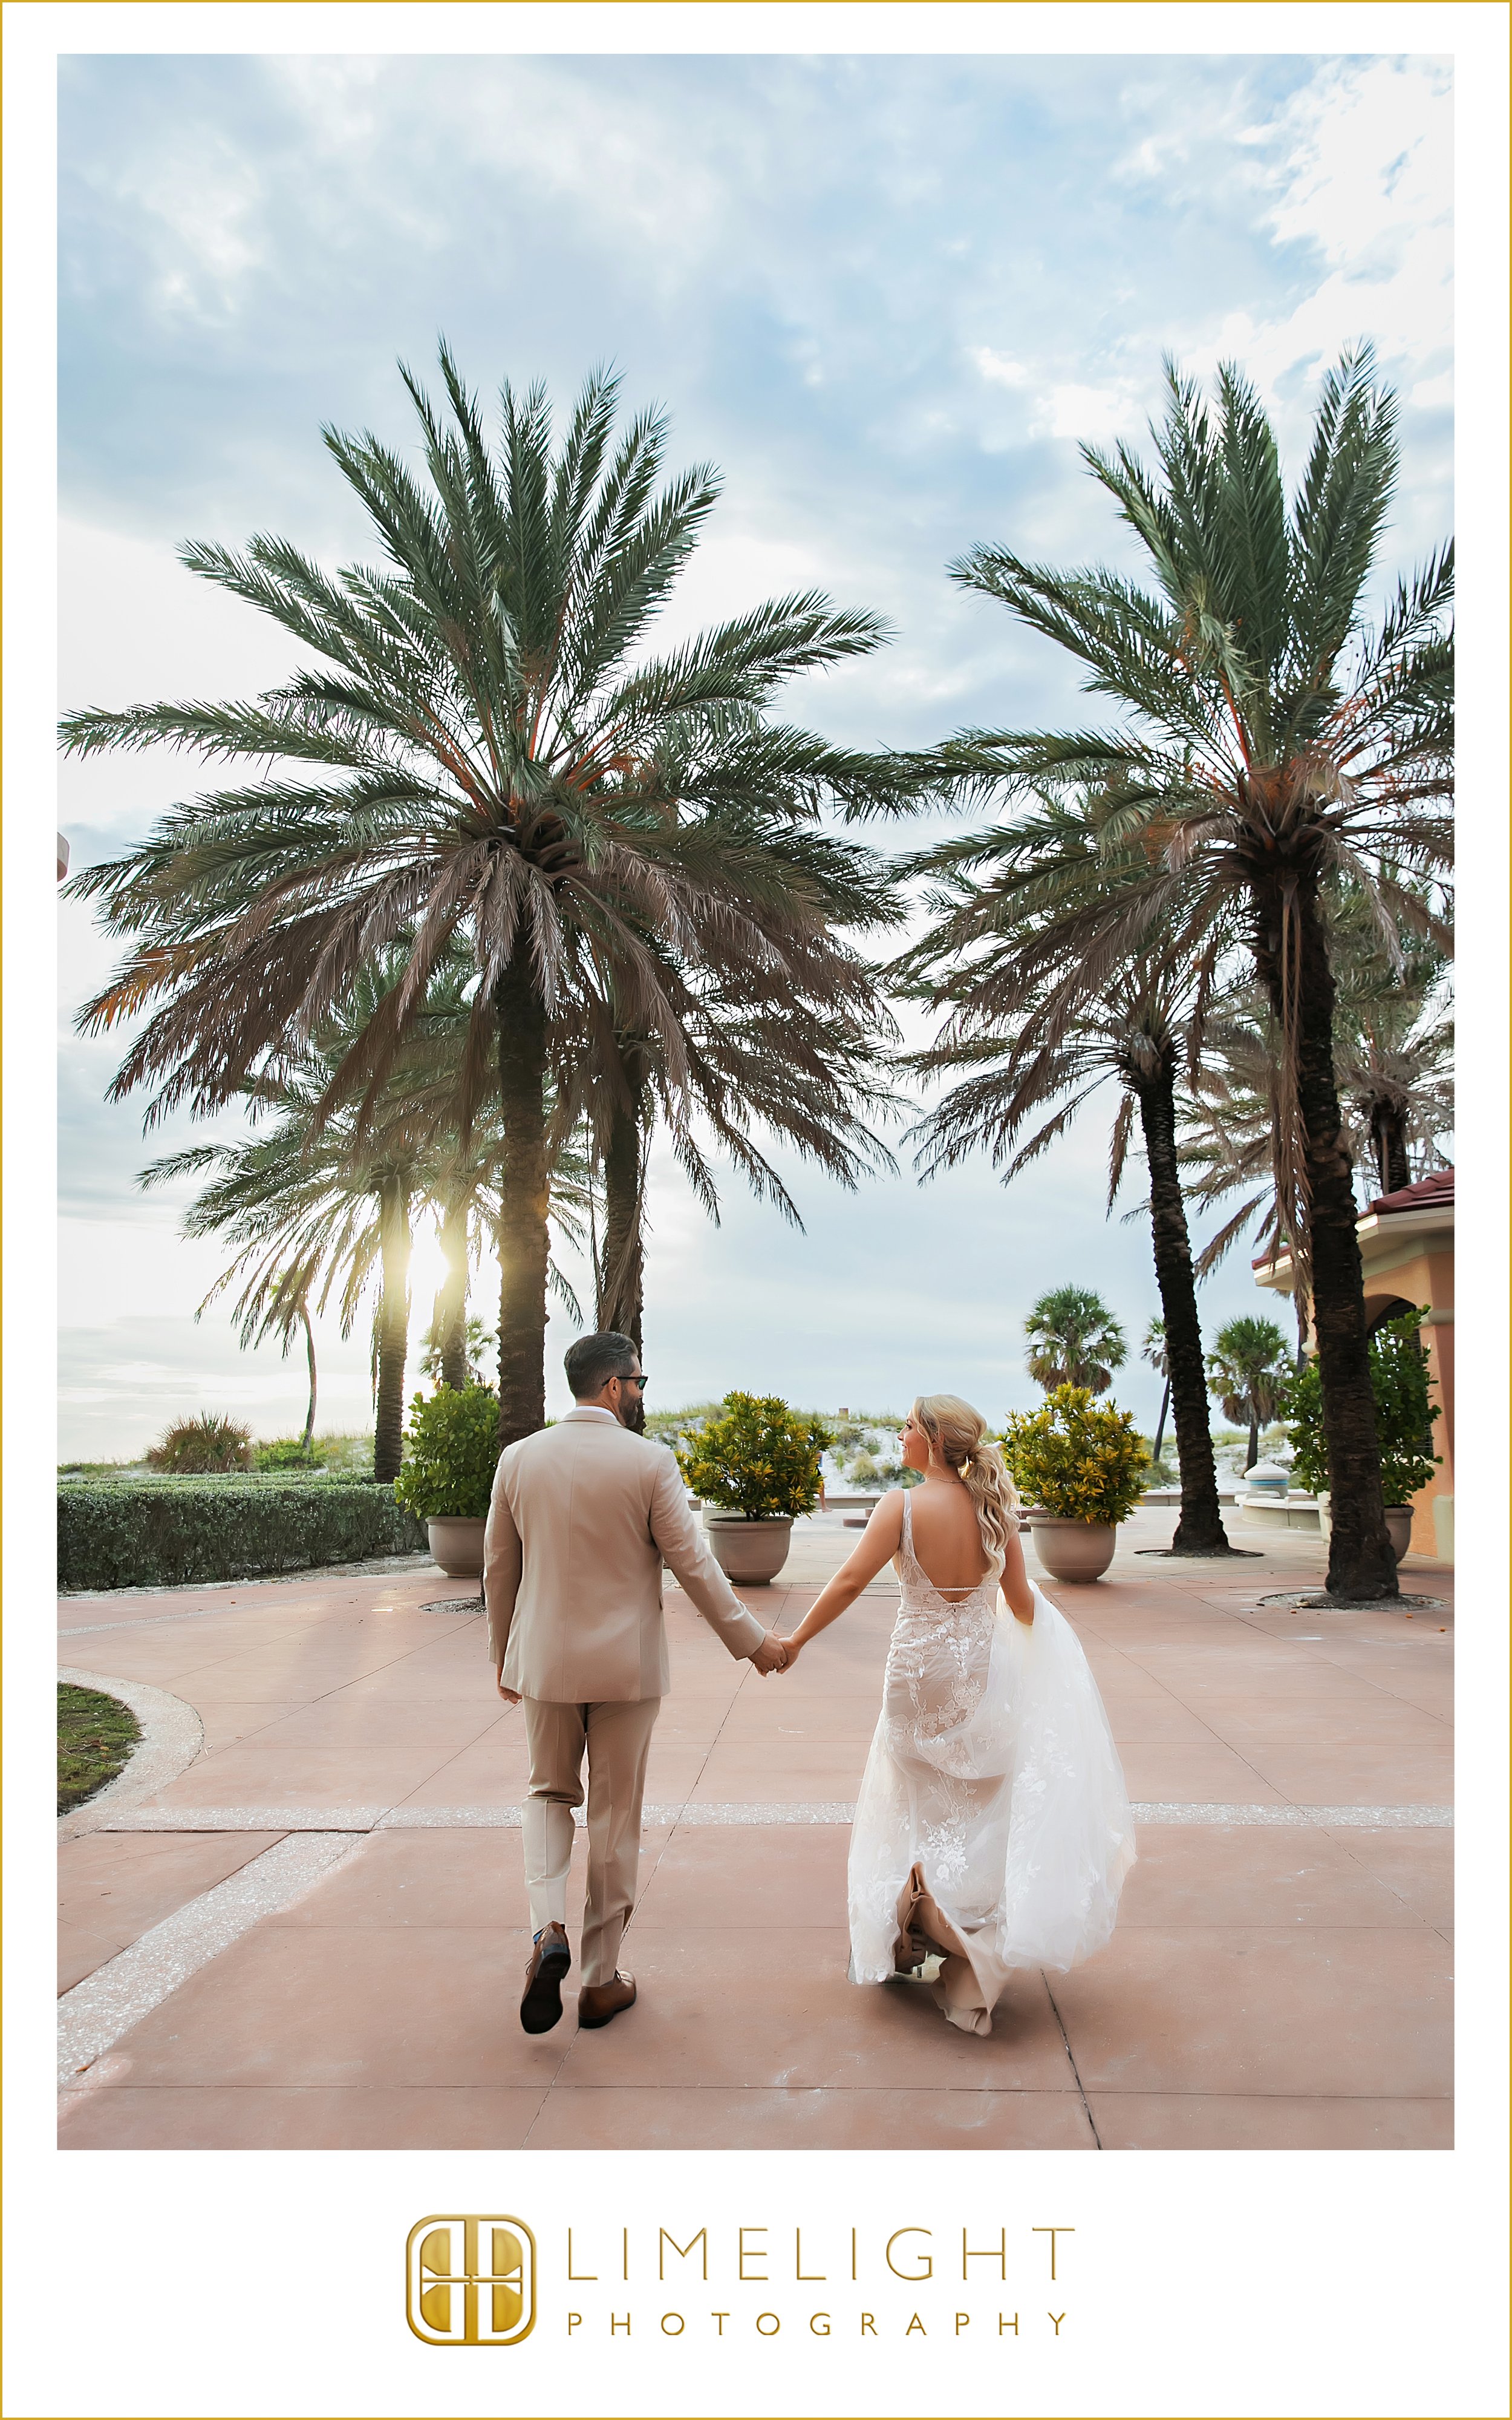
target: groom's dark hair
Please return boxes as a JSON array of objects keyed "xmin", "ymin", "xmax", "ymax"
[{"xmin": 565, "ymin": 1331, "xmax": 637, "ymax": 1399}]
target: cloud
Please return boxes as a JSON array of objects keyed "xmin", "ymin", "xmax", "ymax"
[
  {"xmin": 969, "ymin": 347, "xmax": 1030, "ymax": 390},
  {"xmin": 969, "ymin": 354, "xmax": 1147, "ymax": 445},
  {"xmin": 1259, "ymin": 57, "xmax": 1452, "ymax": 275},
  {"xmin": 1182, "ymin": 57, "xmax": 1452, "ymax": 416},
  {"xmin": 1027, "ymin": 380, "xmax": 1147, "ymax": 443}
]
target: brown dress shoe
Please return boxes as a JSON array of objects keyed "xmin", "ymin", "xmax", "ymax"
[
  {"xmin": 576, "ymin": 1970, "xmax": 636, "ymax": 2029},
  {"xmin": 520, "ymin": 1923, "xmax": 572, "ymax": 2033}
]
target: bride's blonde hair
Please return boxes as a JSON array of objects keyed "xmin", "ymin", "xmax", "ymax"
[{"xmin": 911, "ymin": 1394, "xmax": 1019, "ymax": 1560}]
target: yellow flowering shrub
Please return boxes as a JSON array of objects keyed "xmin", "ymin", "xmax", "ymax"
[
  {"xmin": 677, "ymin": 1392, "xmax": 830, "ymax": 1520},
  {"xmin": 1000, "ymin": 1385, "xmax": 1149, "ymax": 1525}
]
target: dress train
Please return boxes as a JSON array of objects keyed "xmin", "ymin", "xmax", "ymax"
[{"xmin": 847, "ymin": 1494, "xmax": 1136, "ymax": 2035}]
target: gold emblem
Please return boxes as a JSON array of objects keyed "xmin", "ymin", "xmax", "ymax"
[{"xmin": 406, "ymin": 2216, "xmax": 536, "ymax": 2346}]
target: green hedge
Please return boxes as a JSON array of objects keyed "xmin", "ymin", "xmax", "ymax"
[{"xmin": 58, "ymin": 1476, "xmax": 427, "ymax": 1592}]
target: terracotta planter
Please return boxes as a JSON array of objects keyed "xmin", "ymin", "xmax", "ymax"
[
  {"xmin": 703, "ymin": 1512, "xmax": 793, "ymax": 1584},
  {"xmin": 1025, "ymin": 1512, "xmax": 1118, "ymax": 1583},
  {"xmin": 425, "ymin": 1516, "xmax": 486, "ymax": 1577},
  {"xmin": 1314, "ymin": 1494, "xmax": 1413, "ymax": 1565}
]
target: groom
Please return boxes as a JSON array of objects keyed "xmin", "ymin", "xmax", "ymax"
[{"xmin": 484, "ymin": 1331, "xmax": 789, "ymax": 2033}]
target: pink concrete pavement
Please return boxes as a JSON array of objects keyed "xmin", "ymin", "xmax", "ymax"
[{"xmin": 57, "ymin": 1507, "xmax": 1452, "ymax": 2150}]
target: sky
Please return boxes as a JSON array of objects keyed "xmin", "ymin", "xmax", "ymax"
[{"xmin": 56, "ymin": 44, "xmax": 1454, "ymax": 1459}]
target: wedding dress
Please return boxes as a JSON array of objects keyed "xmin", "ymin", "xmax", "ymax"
[{"xmin": 847, "ymin": 1493, "xmax": 1136, "ymax": 2035}]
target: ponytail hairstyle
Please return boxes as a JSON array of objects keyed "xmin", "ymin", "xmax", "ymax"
[{"xmin": 911, "ymin": 1394, "xmax": 1019, "ymax": 1564}]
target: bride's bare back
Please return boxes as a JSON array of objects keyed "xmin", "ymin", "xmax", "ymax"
[
  {"xmin": 784, "ymin": 1400, "xmax": 1035, "ymax": 1661},
  {"xmin": 901, "ymin": 1474, "xmax": 997, "ymax": 1595}
]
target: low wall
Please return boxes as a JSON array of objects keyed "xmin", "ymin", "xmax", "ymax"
[{"xmin": 1236, "ymin": 1491, "xmax": 1322, "ymax": 1534}]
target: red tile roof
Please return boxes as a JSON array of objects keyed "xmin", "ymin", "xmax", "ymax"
[
  {"xmin": 1367, "ymin": 1168, "xmax": 1455, "ymax": 1216},
  {"xmin": 1250, "ymin": 1166, "xmax": 1454, "ymax": 1266}
]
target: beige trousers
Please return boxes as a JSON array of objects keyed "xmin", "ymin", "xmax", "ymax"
[{"xmin": 522, "ymin": 1696, "xmax": 660, "ymax": 1986}]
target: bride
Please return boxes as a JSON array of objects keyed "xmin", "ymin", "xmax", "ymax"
[{"xmin": 778, "ymin": 1394, "xmax": 1136, "ymax": 2036}]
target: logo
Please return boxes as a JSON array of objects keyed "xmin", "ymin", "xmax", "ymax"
[{"xmin": 406, "ymin": 2216, "xmax": 536, "ymax": 2347}]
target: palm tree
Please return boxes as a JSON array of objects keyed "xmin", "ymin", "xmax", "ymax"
[
  {"xmin": 430, "ymin": 1181, "xmax": 474, "ymax": 1392},
  {"xmin": 1343, "ymin": 1014, "xmax": 1453, "ymax": 1201},
  {"xmin": 143, "ymin": 958, "xmax": 587, "ymax": 1480},
  {"xmin": 1180, "ymin": 901, "xmax": 1451, "ymax": 1352},
  {"xmin": 1022, "ymin": 1286, "xmax": 1127, "ymax": 1397},
  {"xmin": 389, "ymin": 952, "xmax": 591, "ymax": 1388},
  {"xmin": 1180, "ymin": 990, "xmax": 1294, "ymax": 1258},
  {"xmin": 61, "ymin": 350, "xmax": 913, "ymax": 1448},
  {"xmin": 1331, "ymin": 902, "xmax": 1453, "ymax": 1198},
  {"xmin": 420, "ymin": 1313, "xmax": 493, "ymax": 1389},
  {"xmin": 1207, "ymin": 1316, "xmax": 1292, "ymax": 1475},
  {"xmin": 1142, "ymin": 1318, "xmax": 1171, "ymax": 1462},
  {"xmin": 899, "ymin": 800, "xmax": 1235, "ymax": 1552},
  {"xmin": 203, "ymin": 1260, "xmax": 319, "ymax": 1453},
  {"xmin": 293, "ymin": 1290, "xmax": 318, "ymax": 1453},
  {"xmin": 143, "ymin": 1087, "xmax": 422, "ymax": 1481},
  {"xmin": 570, "ymin": 977, "xmax": 898, "ymax": 1352},
  {"xmin": 943, "ymin": 350, "xmax": 1452, "ymax": 1601}
]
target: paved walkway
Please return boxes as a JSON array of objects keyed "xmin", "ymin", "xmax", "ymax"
[{"xmin": 57, "ymin": 1507, "xmax": 1453, "ymax": 2150}]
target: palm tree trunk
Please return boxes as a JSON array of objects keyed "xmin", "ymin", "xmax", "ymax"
[
  {"xmin": 435, "ymin": 1190, "xmax": 471, "ymax": 1391},
  {"xmin": 1253, "ymin": 866, "xmax": 1396, "ymax": 1600},
  {"xmin": 495, "ymin": 955, "xmax": 550, "ymax": 1448},
  {"xmin": 1246, "ymin": 1400, "xmax": 1260, "ymax": 1472},
  {"xmin": 373, "ymin": 1177, "xmax": 412, "ymax": 1485},
  {"xmin": 598, "ymin": 1058, "xmax": 645, "ymax": 1353},
  {"xmin": 299, "ymin": 1302, "xmax": 317, "ymax": 1453},
  {"xmin": 1132, "ymin": 1064, "xmax": 1236, "ymax": 1554},
  {"xmin": 1369, "ymin": 1101, "xmax": 1411, "ymax": 1197},
  {"xmin": 1152, "ymin": 1378, "xmax": 1170, "ymax": 1462}
]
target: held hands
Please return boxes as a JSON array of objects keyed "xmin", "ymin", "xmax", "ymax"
[{"xmin": 751, "ymin": 1629, "xmax": 803, "ymax": 1676}]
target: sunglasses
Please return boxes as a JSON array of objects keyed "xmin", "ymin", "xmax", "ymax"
[{"xmin": 615, "ymin": 1372, "xmax": 649, "ymax": 1390}]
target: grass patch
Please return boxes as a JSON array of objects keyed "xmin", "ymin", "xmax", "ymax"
[{"xmin": 57, "ymin": 1685, "xmax": 141, "ymax": 1814}]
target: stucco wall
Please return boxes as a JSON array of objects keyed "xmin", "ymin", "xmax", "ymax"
[{"xmin": 1360, "ymin": 1241, "xmax": 1452, "ymax": 1557}]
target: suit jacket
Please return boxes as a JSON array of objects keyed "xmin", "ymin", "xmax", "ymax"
[{"xmin": 484, "ymin": 1407, "xmax": 766, "ymax": 1700}]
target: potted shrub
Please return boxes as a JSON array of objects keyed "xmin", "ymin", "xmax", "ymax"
[
  {"xmin": 394, "ymin": 1385, "xmax": 501, "ymax": 1576},
  {"xmin": 999, "ymin": 1385, "xmax": 1149, "ymax": 1582},
  {"xmin": 1282, "ymin": 1309, "xmax": 1441, "ymax": 1563},
  {"xmin": 677, "ymin": 1392, "xmax": 830, "ymax": 1584}
]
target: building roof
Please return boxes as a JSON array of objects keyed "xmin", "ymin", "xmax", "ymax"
[
  {"xmin": 1366, "ymin": 1168, "xmax": 1455, "ymax": 1217},
  {"xmin": 1250, "ymin": 1166, "xmax": 1454, "ymax": 1270}
]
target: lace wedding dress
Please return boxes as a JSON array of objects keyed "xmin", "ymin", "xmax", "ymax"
[{"xmin": 847, "ymin": 1494, "xmax": 1136, "ymax": 2035}]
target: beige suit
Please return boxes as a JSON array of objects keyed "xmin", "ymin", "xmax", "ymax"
[{"xmin": 484, "ymin": 1406, "xmax": 764, "ymax": 1983}]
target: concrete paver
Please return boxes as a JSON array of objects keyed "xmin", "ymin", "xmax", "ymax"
[
  {"xmin": 1315, "ymin": 1826, "xmax": 1453, "ymax": 1933},
  {"xmin": 1085, "ymin": 2093, "xmax": 1454, "ymax": 2151},
  {"xmin": 54, "ymin": 2084, "xmax": 553, "ymax": 2150},
  {"xmin": 524, "ymin": 2086, "xmax": 1099, "ymax": 2151},
  {"xmin": 1236, "ymin": 1741, "xmax": 1452, "ymax": 1804},
  {"xmin": 1049, "ymin": 1923, "xmax": 1453, "ymax": 2098},
  {"xmin": 57, "ymin": 1505, "xmax": 1453, "ymax": 2149},
  {"xmin": 58, "ymin": 1830, "xmax": 288, "ymax": 1992},
  {"xmin": 1113, "ymin": 1823, "xmax": 1444, "ymax": 1929}
]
